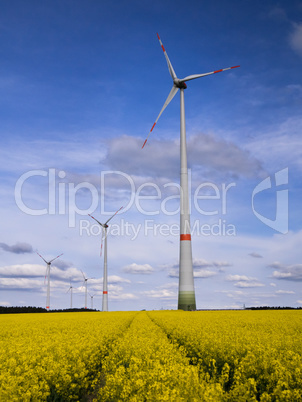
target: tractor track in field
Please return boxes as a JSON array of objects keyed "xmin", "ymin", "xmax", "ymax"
[{"xmin": 85, "ymin": 311, "xmax": 201, "ymax": 401}]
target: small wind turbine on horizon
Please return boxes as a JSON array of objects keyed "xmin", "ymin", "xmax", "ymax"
[
  {"xmin": 36, "ymin": 252, "xmax": 63, "ymax": 310},
  {"xmin": 81, "ymin": 271, "xmax": 94, "ymax": 309},
  {"xmin": 142, "ymin": 33, "xmax": 240, "ymax": 311},
  {"xmin": 67, "ymin": 281, "xmax": 73, "ymax": 309},
  {"xmin": 88, "ymin": 206, "xmax": 123, "ymax": 312},
  {"xmin": 89, "ymin": 293, "xmax": 96, "ymax": 309}
]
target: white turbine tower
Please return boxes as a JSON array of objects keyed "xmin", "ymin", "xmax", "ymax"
[
  {"xmin": 88, "ymin": 206, "xmax": 123, "ymax": 312},
  {"xmin": 81, "ymin": 271, "xmax": 94, "ymax": 309},
  {"xmin": 142, "ymin": 33, "xmax": 240, "ymax": 311},
  {"xmin": 36, "ymin": 252, "xmax": 63, "ymax": 310},
  {"xmin": 67, "ymin": 281, "xmax": 73, "ymax": 309}
]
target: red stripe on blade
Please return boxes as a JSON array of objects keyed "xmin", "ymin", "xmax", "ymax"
[
  {"xmin": 180, "ymin": 234, "xmax": 191, "ymax": 241},
  {"xmin": 151, "ymin": 122, "xmax": 156, "ymax": 131},
  {"xmin": 142, "ymin": 139, "xmax": 147, "ymax": 149},
  {"xmin": 231, "ymin": 65, "xmax": 240, "ymax": 69},
  {"xmin": 214, "ymin": 69, "xmax": 223, "ymax": 73},
  {"xmin": 161, "ymin": 44, "xmax": 165, "ymax": 52}
]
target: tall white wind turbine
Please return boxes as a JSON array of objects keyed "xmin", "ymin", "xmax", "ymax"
[
  {"xmin": 36, "ymin": 252, "xmax": 63, "ymax": 310},
  {"xmin": 88, "ymin": 206, "xmax": 123, "ymax": 312},
  {"xmin": 142, "ymin": 33, "xmax": 240, "ymax": 311}
]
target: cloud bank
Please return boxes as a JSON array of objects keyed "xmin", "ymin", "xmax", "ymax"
[{"xmin": 0, "ymin": 242, "xmax": 33, "ymax": 254}]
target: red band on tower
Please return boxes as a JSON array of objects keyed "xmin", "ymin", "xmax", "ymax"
[
  {"xmin": 103, "ymin": 291, "xmax": 108, "ymax": 294},
  {"xmin": 180, "ymin": 234, "xmax": 191, "ymax": 241}
]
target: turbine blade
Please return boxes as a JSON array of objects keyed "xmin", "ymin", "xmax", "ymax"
[
  {"xmin": 36, "ymin": 252, "xmax": 47, "ymax": 264},
  {"xmin": 105, "ymin": 206, "xmax": 123, "ymax": 225},
  {"xmin": 81, "ymin": 270, "xmax": 86, "ymax": 281},
  {"xmin": 142, "ymin": 85, "xmax": 179, "ymax": 149},
  {"xmin": 49, "ymin": 253, "xmax": 63, "ymax": 264},
  {"xmin": 157, "ymin": 33, "xmax": 177, "ymax": 80},
  {"xmin": 88, "ymin": 214, "xmax": 104, "ymax": 227},
  {"xmin": 179, "ymin": 65, "xmax": 240, "ymax": 83}
]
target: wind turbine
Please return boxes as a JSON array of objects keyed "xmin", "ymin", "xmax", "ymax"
[
  {"xmin": 89, "ymin": 293, "xmax": 96, "ymax": 309},
  {"xmin": 88, "ymin": 206, "xmax": 123, "ymax": 312},
  {"xmin": 142, "ymin": 33, "xmax": 240, "ymax": 311},
  {"xmin": 67, "ymin": 281, "xmax": 73, "ymax": 309},
  {"xmin": 36, "ymin": 252, "xmax": 63, "ymax": 310},
  {"xmin": 81, "ymin": 271, "xmax": 94, "ymax": 309}
]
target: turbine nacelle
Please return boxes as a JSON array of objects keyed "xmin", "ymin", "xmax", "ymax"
[{"xmin": 174, "ymin": 79, "xmax": 187, "ymax": 89}]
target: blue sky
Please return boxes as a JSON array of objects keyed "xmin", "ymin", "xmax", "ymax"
[{"xmin": 1, "ymin": 0, "xmax": 302, "ymax": 310}]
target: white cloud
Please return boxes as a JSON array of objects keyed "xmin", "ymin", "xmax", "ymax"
[
  {"xmin": 247, "ymin": 117, "xmax": 302, "ymax": 171},
  {"xmin": 108, "ymin": 275, "xmax": 131, "ymax": 284},
  {"xmin": 0, "ymin": 264, "xmax": 102, "ymax": 291},
  {"xmin": 227, "ymin": 290, "xmax": 245, "ymax": 298},
  {"xmin": 110, "ymin": 293, "xmax": 138, "ymax": 300},
  {"xmin": 122, "ymin": 263, "xmax": 154, "ymax": 275},
  {"xmin": 249, "ymin": 252, "xmax": 263, "ymax": 258},
  {"xmin": 289, "ymin": 23, "xmax": 302, "ymax": 56},
  {"xmin": 269, "ymin": 262, "xmax": 302, "ymax": 281},
  {"xmin": 142, "ymin": 289, "xmax": 177, "ymax": 299},
  {"xmin": 168, "ymin": 267, "xmax": 217, "ymax": 279},
  {"xmin": 275, "ymin": 290, "xmax": 295, "ymax": 294},
  {"xmin": 159, "ymin": 282, "xmax": 178, "ymax": 289},
  {"xmin": 194, "ymin": 269, "xmax": 217, "ymax": 278},
  {"xmin": 0, "ymin": 242, "xmax": 33, "ymax": 254},
  {"xmin": 104, "ymin": 134, "xmax": 264, "ymax": 182},
  {"xmin": 0, "ymin": 277, "xmax": 46, "ymax": 291},
  {"xmin": 167, "ymin": 259, "xmax": 230, "ymax": 279},
  {"xmin": 226, "ymin": 274, "xmax": 256, "ymax": 282},
  {"xmin": 168, "ymin": 268, "xmax": 179, "ymax": 278},
  {"xmin": 234, "ymin": 281, "xmax": 265, "ymax": 288},
  {"xmin": 272, "ymin": 271, "xmax": 293, "ymax": 279},
  {"xmin": 193, "ymin": 259, "xmax": 231, "ymax": 269},
  {"xmin": 268, "ymin": 7, "xmax": 288, "ymax": 22},
  {"xmin": 0, "ymin": 301, "xmax": 11, "ymax": 306},
  {"xmin": 187, "ymin": 134, "xmax": 264, "ymax": 179},
  {"xmin": 0, "ymin": 264, "xmax": 44, "ymax": 278}
]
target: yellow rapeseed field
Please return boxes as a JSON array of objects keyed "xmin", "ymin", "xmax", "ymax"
[{"xmin": 0, "ymin": 310, "xmax": 301, "ymax": 401}]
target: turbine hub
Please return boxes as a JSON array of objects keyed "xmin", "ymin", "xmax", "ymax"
[{"xmin": 174, "ymin": 79, "xmax": 187, "ymax": 89}]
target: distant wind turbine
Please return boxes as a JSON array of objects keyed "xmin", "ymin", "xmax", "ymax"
[
  {"xmin": 89, "ymin": 293, "xmax": 96, "ymax": 309},
  {"xmin": 81, "ymin": 271, "xmax": 94, "ymax": 309},
  {"xmin": 142, "ymin": 33, "xmax": 240, "ymax": 311},
  {"xmin": 37, "ymin": 252, "xmax": 63, "ymax": 310},
  {"xmin": 67, "ymin": 281, "xmax": 73, "ymax": 309},
  {"xmin": 88, "ymin": 206, "xmax": 123, "ymax": 312}
]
